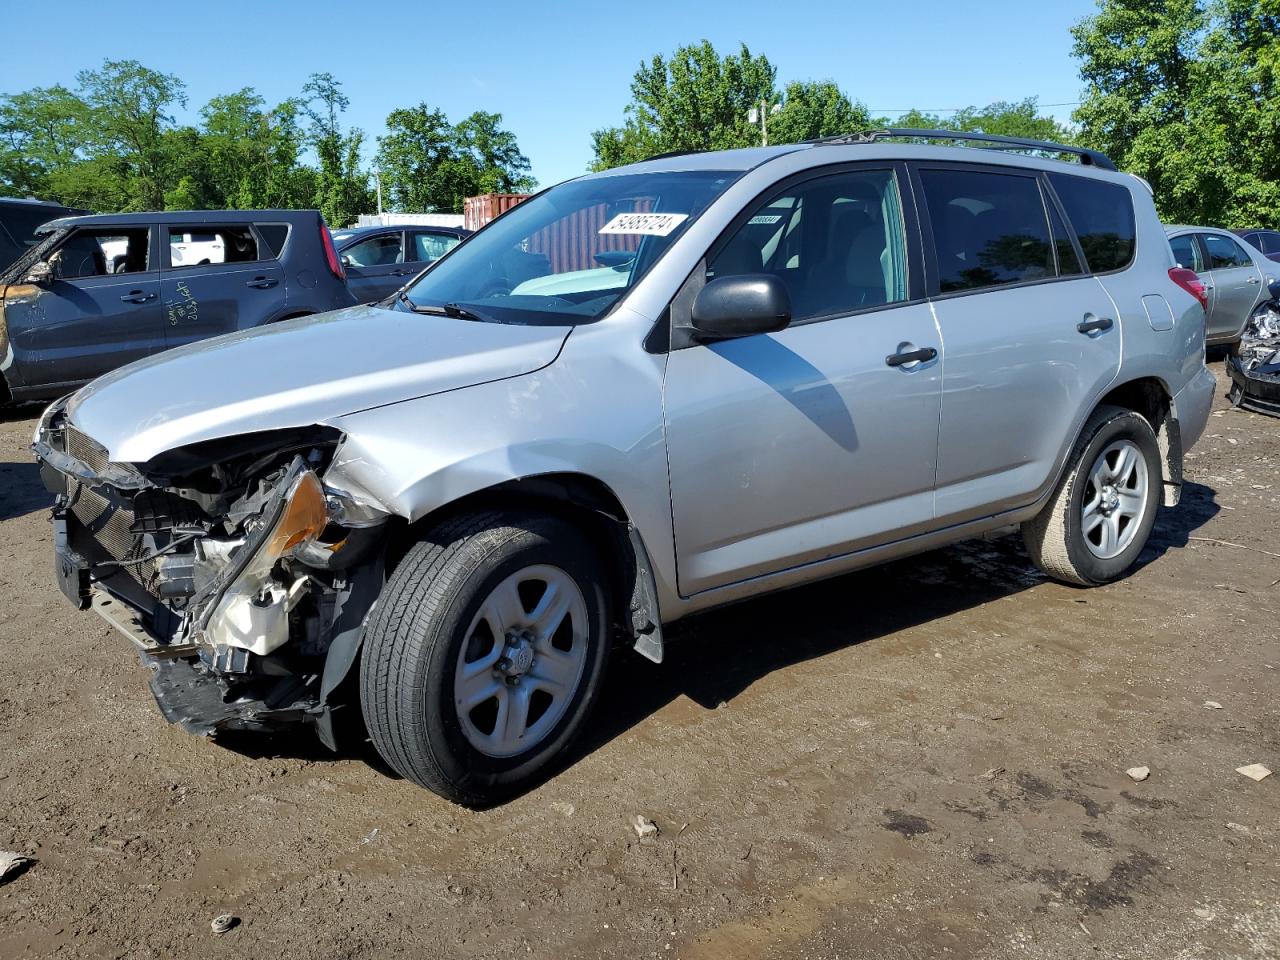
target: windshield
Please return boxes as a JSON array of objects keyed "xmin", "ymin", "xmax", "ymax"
[{"xmin": 401, "ymin": 170, "xmax": 739, "ymax": 324}]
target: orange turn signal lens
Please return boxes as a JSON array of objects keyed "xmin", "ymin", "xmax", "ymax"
[{"xmin": 264, "ymin": 470, "xmax": 328, "ymax": 560}]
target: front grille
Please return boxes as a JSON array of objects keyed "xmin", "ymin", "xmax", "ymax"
[
  {"xmin": 65, "ymin": 427, "xmax": 110, "ymax": 474},
  {"xmin": 68, "ymin": 482, "xmax": 159, "ymax": 594}
]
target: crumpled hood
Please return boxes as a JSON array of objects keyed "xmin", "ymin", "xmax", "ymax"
[{"xmin": 66, "ymin": 304, "xmax": 571, "ymax": 463}]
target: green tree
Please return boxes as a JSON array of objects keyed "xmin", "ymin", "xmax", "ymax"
[
  {"xmin": 591, "ymin": 41, "xmax": 777, "ymax": 169},
  {"xmin": 1071, "ymin": 0, "xmax": 1280, "ymax": 225},
  {"xmin": 883, "ymin": 98, "xmax": 1074, "ymax": 143},
  {"xmin": 302, "ymin": 72, "xmax": 372, "ymax": 226},
  {"xmin": 454, "ymin": 110, "xmax": 536, "ymax": 195},
  {"xmin": 0, "ymin": 85, "xmax": 92, "ymax": 201},
  {"xmin": 767, "ymin": 80, "xmax": 871, "ymax": 144},
  {"xmin": 376, "ymin": 106, "xmax": 534, "ymax": 213},
  {"xmin": 76, "ymin": 59, "xmax": 187, "ymax": 210},
  {"xmin": 376, "ymin": 103, "xmax": 457, "ymax": 212},
  {"xmin": 199, "ymin": 90, "xmax": 313, "ymax": 208}
]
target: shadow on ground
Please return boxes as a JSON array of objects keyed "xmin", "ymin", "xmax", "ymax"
[
  {"xmin": 217, "ymin": 482, "xmax": 1220, "ymax": 806},
  {"xmin": 0, "ymin": 461, "xmax": 49, "ymax": 521}
]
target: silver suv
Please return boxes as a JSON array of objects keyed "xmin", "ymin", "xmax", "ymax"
[{"xmin": 34, "ymin": 131, "xmax": 1217, "ymax": 804}]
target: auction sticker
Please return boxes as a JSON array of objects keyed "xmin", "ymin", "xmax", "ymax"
[{"xmin": 599, "ymin": 212, "xmax": 689, "ymax": 236}]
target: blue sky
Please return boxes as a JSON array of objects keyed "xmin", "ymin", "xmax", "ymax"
[{"xmin": 2, "ymin": 0, "xmax": 1099, "ymax": 188}]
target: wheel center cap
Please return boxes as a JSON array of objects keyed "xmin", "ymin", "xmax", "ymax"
[
  {"xmin": 499, "ymin": 634, "xmax": 535, "ymax": 678},
  {"xmin": 1101, "ymin": 485, "xmax": 1120, "ymax": 515}
]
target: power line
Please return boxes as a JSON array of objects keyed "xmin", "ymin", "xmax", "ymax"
[{"xmin": 869, "ymin": 101, "xmax": 1081, "ymax": 114}]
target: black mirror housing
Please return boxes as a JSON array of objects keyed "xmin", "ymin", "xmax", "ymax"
[{"xmin": 690, "ymin": 274, "xmax": 791, "ymax": 340}]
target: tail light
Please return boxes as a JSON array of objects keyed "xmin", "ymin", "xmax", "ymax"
[
  {"xmin": 1169, "ymin": 266, "xmax": 1208, "ymax": 312},
  {"xmin": 320, "ymin": 222, "xmax": 346, "ymax": 282}
]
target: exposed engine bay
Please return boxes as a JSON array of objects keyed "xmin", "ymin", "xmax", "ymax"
[
  {"xmin": 33, "ymin": 398, "xmax": 389, "ymax": 746},
  {"xmin": 1227, "ymin": 301, "xmax": 1280, "ymax": 417}
]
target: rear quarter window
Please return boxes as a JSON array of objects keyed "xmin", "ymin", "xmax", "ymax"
[
  {"xmin": 256, "ymin": 223, "xmax": 290, "ymax": 258},
  {"xmin": 1048, "ymin": 173, "xmax": 1136, "ymax": 274}
]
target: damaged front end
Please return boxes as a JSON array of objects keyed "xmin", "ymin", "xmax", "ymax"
[
  {"xmin": 34, "ymin": 399, "xmax": 389, "ymax": 746},
  {"xmin": 1227, "ymin": 302, "xmax": 1280, "ymax": 418}
]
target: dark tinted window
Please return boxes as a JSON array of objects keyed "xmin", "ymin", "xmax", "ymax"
[
  {"xmin": 1202, "ymin": 232, "xmax": 1252, "ymax": 269},
  {"xmin": 1048, "ymin": 173, "xmax": 1136, "ymax": 273},
  {"xmin": 256, "ymin": 223, "xmax": 289, "ymax": 257},
  {"xmin": 1169, "ymin": 234, "xmax": 1204, "ymax": 272},
  {"xmin": 919, "ymin": 168, "xmax": 1053, "ymax": 293},
  {"xmin": 1047, "ymin": 200, "xmax": 1083, "ymax": 276},
  {"xmin": 708, "ymin": 169, "xmax": 909, "ymax": 321}
]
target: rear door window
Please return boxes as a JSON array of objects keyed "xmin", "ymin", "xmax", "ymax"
[
  {"xmin": 1047, "ymin": 173, "xmax": 1136, "ymax": 273},
  {"xmin": 167, "ymin": 226, "xmax": 260, "ymax": 266},
  {"xmin": 1169, "ymin": 234, "xmax": 1205, "ymax": 272},
  {"xmin": 1202, "ymin": 233, "xmax": 1252, "ymax": 269},
  {"xmin": 409, "ymin": 231, "xmax": 462, "ymax": 262},
  {"xmin": 917, "ymin": 167, "xmax": 1054, "ymax": 293}
]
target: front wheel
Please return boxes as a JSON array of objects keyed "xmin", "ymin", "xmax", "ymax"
[
  {"xmin": 1023, "ymin": 405, "xmax": 1162, "ymax": 586},
  {"xmin": 359, "ymin": 510, "xmax": 610, "ymax": 805}
]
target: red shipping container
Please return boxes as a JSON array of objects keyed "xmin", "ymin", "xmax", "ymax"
[{"xmin": 463, "ymin": 193, "xmax": 532, "ymax": 231}]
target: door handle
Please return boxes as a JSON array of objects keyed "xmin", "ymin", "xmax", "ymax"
[
  {"xmin": 1077, "ymin": 315, "xmax": 1114, "ymax": 334},
  {"xmin": 885, "ymin": 345, "xmax": 938, "ymax": 367},
  {"xmin": 119, "ymin": 291, "xmax": 155, "ymax": 304},
  {"xmin": 1246, "ymin": 276, "xmax": 1260, "ymax": 284},
  {"xmin": 246, "ymin": 277, "xmax": 279, "ymax": 289},
  {"xmin": 390, "ymin": 269, "xmax": 412, "ymax": 276}
]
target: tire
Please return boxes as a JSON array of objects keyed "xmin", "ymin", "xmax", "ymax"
[
  {"xmin": 1022, "ymin": 405, "xmax": 1162, "ymax": 586},
  {"xmin": 359, "ymin": 510, "xmax": 610, "ymax": 805}
]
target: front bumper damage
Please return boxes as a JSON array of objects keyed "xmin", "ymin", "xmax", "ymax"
[
  {"xmin": 1227, "ymin": 304, "xmax": 1280, "ymax": 418},
  {"xmin": 34, "ymin": 399, "xmax": 389, "ymax": 744}
]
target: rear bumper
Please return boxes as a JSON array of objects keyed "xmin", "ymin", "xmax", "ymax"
[{"xmin": 1173, "ymin": 365, "xmax": 1216, "ymax": 450}]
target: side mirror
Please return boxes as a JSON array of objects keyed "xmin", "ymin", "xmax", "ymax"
[
  {"xmin": 22, "ymin": 260, "xmax": 53, "ymax": 285},
  {"xmin": 340, "ymin": 254, "xmax": 351, "ymax": 268},
  {"xmin": 691, "ymin": 274, "xmax": 791, "ymax": 340}
]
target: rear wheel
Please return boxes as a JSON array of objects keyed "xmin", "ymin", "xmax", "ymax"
[
  {"xmin": 1023, "ymin": 405, "xmax": 1161, "ymax": 586},
  {"xmin": 359, "ymin": 510, "xmax": 610, "ymax": 805}
]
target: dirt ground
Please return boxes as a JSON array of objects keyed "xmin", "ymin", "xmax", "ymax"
[{"xmin": 0, "ymin": 362, "xmax": 1277, "ymax": 960}]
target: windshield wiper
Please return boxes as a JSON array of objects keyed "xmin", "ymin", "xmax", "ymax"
[
  {"xmin": 442, "ymin": 302, "xmax": 495, "ymax": 323},
  {"xmin": 395, "ymin": 291, "xmax": 496, "ymax": 323},
  {"xmin": 396, "ymin": 289, "xmax": 443, "ymax": 314}
]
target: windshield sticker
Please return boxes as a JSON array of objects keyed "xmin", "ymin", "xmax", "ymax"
[
  {"xmin": 598, "ymin": 212, "xmax": 689, "ymax": 237},
  {"xmin": 748, "ymin": 214, "xmax": 783, "ymax": 225}
]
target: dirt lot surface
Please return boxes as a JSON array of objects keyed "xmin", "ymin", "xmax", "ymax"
[{"xmin": 1, "ymin": 363, "xmax": 1277, "ymax": 960}]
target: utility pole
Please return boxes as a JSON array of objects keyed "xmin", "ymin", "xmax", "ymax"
[
  {"xmin": 748, "ymin": 98, "xmax": 782, "ymax": 147},
  {"xmin": 375, "ymin": 169, "xmax": 383, "ymax": 217}
]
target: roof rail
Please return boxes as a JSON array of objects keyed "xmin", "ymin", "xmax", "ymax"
[{"xmin": 813, "ymin": 128, "xmax": 1117, "ymax": 171}]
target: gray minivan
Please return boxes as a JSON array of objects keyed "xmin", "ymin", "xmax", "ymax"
[
  {"xmin": 1, "ymin": 209, "xmax": 355, "ymax": 404},
  {"xmin": 35, "ymin": 131, "xmax": 1216, "ymax": 805}
]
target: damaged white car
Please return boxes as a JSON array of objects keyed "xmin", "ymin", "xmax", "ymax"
[{"xmin": 34, "ymin": 132, "xmax": 1216, "ymax": 804}]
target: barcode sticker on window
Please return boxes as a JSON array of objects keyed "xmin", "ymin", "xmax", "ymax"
[
  {"xmin": 748, "ymin": 214, "xmax": 782, "ymax": 225},
  {"xmin": 599, "ymin": 213, "xmax": 689, "ymax": 236}
]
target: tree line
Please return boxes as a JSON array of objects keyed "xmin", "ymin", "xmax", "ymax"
[
  {"xmin": 589, "ymin": 41, "xmax": 1073, "ymax": 170},
  {"xmin": 3, "ymin": 2, "xmax": 1278, "ymax": 228},
  {"xmin": 0, "ymin": 61, "xmax": 535, "ymax": 226}
]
